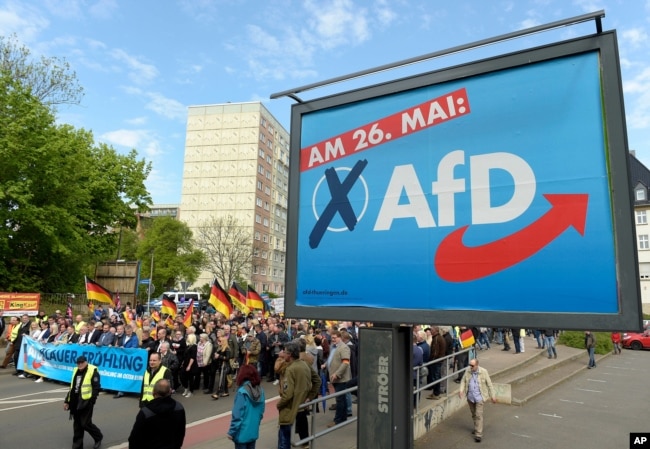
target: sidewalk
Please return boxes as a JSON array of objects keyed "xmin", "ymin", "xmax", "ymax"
[{"xmin": 179, "ymin": 335, "xmax": 598, "ymax": 449}]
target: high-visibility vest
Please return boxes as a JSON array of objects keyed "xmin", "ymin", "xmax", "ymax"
[
  {"xmin": 70, "ymin": 365, "xmax": 98, "ymax": 400},
  {"xmin": 141, "ymin": 366, "xmax": 168, "ymax": 402},
  {"xmin": 74, "ymin": 321, "xmax": 86, "ymax": 333},
  {"xmin": 9, "ymin": 324, "xmax": 19, "ymax": 343}
]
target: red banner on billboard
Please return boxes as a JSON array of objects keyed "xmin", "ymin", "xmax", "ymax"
[{"xmin": 0, "ymin": 293, "xmax": 40, "ymax": 316}]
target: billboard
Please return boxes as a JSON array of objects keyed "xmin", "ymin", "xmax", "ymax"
[
  {"xmin": 0, "ymin": 292, "xmax": 40, "ymax": 316},
  {"xmin": 285, "ymin": 32, "xmax": 642, "ymax": 330}
]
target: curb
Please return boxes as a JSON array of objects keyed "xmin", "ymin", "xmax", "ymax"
[{"xmin": 512, "ymin": 352, "xmax": 611, "ymax": 406}]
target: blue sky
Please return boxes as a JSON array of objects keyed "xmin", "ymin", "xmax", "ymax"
[{"xmin": 1, "ymin": 0, "xmax": 649, "ymax": 204}]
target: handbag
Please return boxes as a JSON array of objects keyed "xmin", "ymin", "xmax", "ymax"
[{"xmin": 229, "ymin": 359, "xmax": 240, "ymax": 370}]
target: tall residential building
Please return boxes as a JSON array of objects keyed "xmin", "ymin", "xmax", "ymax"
[
  {"xmin": 180, "ymin": 101, "xmax": 290, "ymax": 295},
  {"xmin": 629, "ymin": 151, "xmax": 650, "ymax": 314}
]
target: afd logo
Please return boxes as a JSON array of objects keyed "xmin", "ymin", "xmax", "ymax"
[{"xmin": 308, "ymin": 151, "xmax": 588, "ymax": 281}]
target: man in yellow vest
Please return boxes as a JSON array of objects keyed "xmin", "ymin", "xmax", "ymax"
[
  {"xmin": 140, "ymin": 351, "xmax": 173, "ymax": 408},
  {"xmin": 0, "ymin": 316, "xmax": 19, "ymax": 369},
  {"xmin": 64, "ymin": 355, "xmax": 103, "ymax": 449}
]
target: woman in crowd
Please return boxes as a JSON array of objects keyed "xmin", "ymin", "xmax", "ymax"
[
  {"xmin": 227, "ymin": 364, "xmax": 266, "ymax": 449},
  {"xmin": 181, "ymin": 333, "xmax": 199, "ymax": 398},
  {"xmin": 211, "ymin": 335, "xmax": 232, "ymax": 399},
  {"xmin": 197, "ymin": 333, "xmax": 213, "ymax": 394}
]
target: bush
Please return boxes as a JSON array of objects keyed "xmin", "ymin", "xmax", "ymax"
[{"xmin": 558, "ymin": 331, "xmax": 613, "ymax": 355}]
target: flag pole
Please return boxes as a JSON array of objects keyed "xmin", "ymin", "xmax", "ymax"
[{"xmin": 147, "ymin": 250, "xmax": 154, "ymax": 315}]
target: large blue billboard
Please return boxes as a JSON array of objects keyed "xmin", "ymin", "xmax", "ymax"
[{"xmin": 285, "ymin": 32, "xmax": 641, "ymax": 330}]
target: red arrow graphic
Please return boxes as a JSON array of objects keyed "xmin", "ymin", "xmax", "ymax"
[{"xmin": 435, "ymin": 194, "xmax": 588, "ymax": 282}]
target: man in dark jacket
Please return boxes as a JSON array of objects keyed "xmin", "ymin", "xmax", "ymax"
[
  {"xmin": 128, "ymin": 379, "xmax": 186, "ymax": 449},
  {"xmin": 64, "ymin": 356, "xmax": 103, "ymax": 449},
  {"xmin": 427, "ymin": 326, "xmax": 446, "ymax": 399}
]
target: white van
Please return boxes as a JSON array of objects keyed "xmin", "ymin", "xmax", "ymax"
[{"xmin": 161, "ymin": 291, "xmax": 201, "ymax": 308}]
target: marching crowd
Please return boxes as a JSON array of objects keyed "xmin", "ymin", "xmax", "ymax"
[{"xmin": 0, "ymin": 306, "xmax": 620, "ymax": 448}]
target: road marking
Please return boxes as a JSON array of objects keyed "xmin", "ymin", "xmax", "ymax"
[
  {"xmin": 511, "ymin": 433, "xmax": 532, "ymax": 438},
  {"xmin": 587, "ymin": 379, "xmax": 606, "ymax": 382},
  {"xmin": 559, "ymin": 399, "xmax": 584, "ymax": 404},
  {"xmin": 0, "ymin": 387, "xmax": 68, "ymax": 401},
  {"xmin": 576, "ymin": 388, "xmax": 601, "ymax": 393},
  {"xmin": 603, "ymin": 365, "xmax": 635, "ymax": 370},
  {"xmin": 0, "ymin": 398, "xmax": 61, "ymax": 412},
  {"xmin": 539, "ymin": 413, "xmax": 562, "ymax": 418}
]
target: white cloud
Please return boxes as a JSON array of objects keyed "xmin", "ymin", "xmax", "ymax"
[
  {"xmin": 624, "ymin": 67, "xmax": 650, "ymax": 129},
  {"xmin": 573, "ymin": 0, "xmax": 605, "ymax": 14},
  {"xmin": 144, "ymin": 92, "xmax": 186, "ymax": 121},
  {"xmin": 109, "ymin": 48, "xmax": 159, "ymax": 84},
  {"xmin": 43, "ymin": 0, "xmax": 83, "ymax": 19},
  {"xmin": 89, "ymin": 0, "xmax": 118, "ymax": 19},
  {"xmin": 100, "ymin": 129, "xmax": 162, "ymax": 158},
  {"xmin": 304, "ymin": 0, "xmax": 370, "ymax": 49},
  {"xmin": 0, "ymin": 1, "xmax": 49, "ymax": 42},
  {"xmin": 126, "ymin": 116, "xmax": 148, "ymax": 125},
  {"xmin": 622, "ymin": 28, "xmax": 648, "ymax": 48}
]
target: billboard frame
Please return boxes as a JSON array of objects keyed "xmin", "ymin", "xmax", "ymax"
[{"xmin": 284, "ymin": 31, "xmax": 642, "ymax": 331}]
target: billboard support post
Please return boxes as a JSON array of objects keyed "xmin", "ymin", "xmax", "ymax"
[{"xmin": 358, "ymin": 324, "xmax": 412, "ymax": 449}]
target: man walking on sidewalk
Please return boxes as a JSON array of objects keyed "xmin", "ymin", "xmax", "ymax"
[{"xmin": 459, "ymin": 358, "xmax": 496, "ymax": 443}]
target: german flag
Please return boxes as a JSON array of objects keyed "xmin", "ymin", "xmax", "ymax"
[
  {"xmin": 85, "ymin": 277, "xmax": 113, "ymax": 305},
  {"xmin": 460, "ymin": 329, "xmax": 476, "ymax": 349},
  {"xmin": 209, "ymin": 279, "xmax": 233, "ymax": 318},
  {"xmin": 136, "ymin": 317, "xmax": 143, "ymax": 329},
  {"xmin": 183, "ymin": 300, "xmax": 194, "ymax": 327},
  {"xmin": 161, "ymin": 298, "xmax": 177, "ymax": 318},
  {"xmin": 229, "ymin": 282, "xmax": 249, "ymax": 314},
  {"xmin": 165, "ymin": 316, "xmax": 175, "ymax": 328},
  {"xmin": 246, "ymin": 285, "xmax": 265, "ymax": 311},
  {"xmin": 122, "ymin": 311, "xmax": 133, "ymax": 326},
  {"xmin": 151, "ymin": 310, "xmax": 161, "ymax": 323},
  {"xmin": 262, "ymin": 299, "xmax": 274, "ymax": 318}
]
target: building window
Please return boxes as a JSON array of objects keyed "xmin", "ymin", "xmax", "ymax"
[
  {"xmin": 253, "ymin": 265, "xmax": 259, "ymax": 274},
  {"xmin": 640, "ymin": 263, "xmax": 650, "ymax": 279},
  {"xmin": 263, "ymin": 218, "xmax": 269, "ymax": 227},
  {"xmin": 259, "ymin": 148, "xmax": 265, "ymax": 158},
  {"xmin": 261, "ymin": 267, "xmax": 266, "ymax": 275},
  {"xmin": 637, "ymin": 210, "xmax": 648, "ymax": 225},
  {"xmin": 264, "ymin": 186, "xmax": 271, "ymax": 195},
  {"xmin": 262, "ymin": 234, "xmax": 268, "ymax": 243},
  {"xmin": 255, "ymin": 214, "xmax": 261, "ymax": 224},
  {"xmin": 258, "ymin": 164, "xmax": 264, "ymax": 174},
  {"xmin": 639, "ymin": 234, "xmax": 649, "ymax": 250},
  {"xmin": 253, "ymin": 248, "xmax": 260, "ymax": 257},
  {"xmin": 262, "ymin": 251, "xmax": 267, "ymax": 259},
  {"xmin": 637, "ymin": 188, "xmax": 646, "ymax": 201},
  {"xmin": 257, "ymin": 181, "xmax": 263, "ymax": 191},
  {"xmin": 254, "ymin": 231, "xmax": 261, "ymax": 240},
  {"xmin": 256, "ymin": 197, "xmax": 263, "ymax": 207}
]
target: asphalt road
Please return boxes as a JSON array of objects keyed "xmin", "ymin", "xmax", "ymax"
[
  {"xmin": 0, "ymin": 372, "xmax": 245, "ymax": 449},
  {"xmin": 417, "ymin": 349, "xmax": 650, "ymax": 449}
]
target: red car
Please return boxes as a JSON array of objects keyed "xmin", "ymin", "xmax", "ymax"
[{"xmin": 622, "ymin": 331, "xmax": 650, "ymax": 350}]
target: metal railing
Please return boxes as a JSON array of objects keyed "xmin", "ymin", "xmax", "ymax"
[{"xmin": 291, "ymin": 346, "xmax": 475, "ymax": 447}]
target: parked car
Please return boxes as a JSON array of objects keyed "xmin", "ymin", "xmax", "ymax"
[{"xmin": 622, "ymin": 331, "xmax": 650, "ymax": 350}]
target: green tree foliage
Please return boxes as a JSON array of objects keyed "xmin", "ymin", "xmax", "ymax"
[
  {"xmin": 0, "ymin": 34, "xmax": 83, "ymax": 106},
  {"xmin": 0, "ymin": 73, "xmax": 151, "ymax": 291},
  {"xmin": 136, "ymin": 217, "xmax": 205, "ymax": 292},
  {"xmin": 558, "ymin": 331, "xmax": 613, "ymax": 355}
]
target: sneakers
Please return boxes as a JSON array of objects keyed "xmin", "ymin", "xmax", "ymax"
[
  {"xmin": 17, "ymin": 374, "xmax": 26, "ymax": 379},
  {"xmin": 34, "ymin": 377, "xmax": 43, "ymax": 383},
  {"xmin": 327, "ymin": 422, "xmax": 337, "ymax": 428},
  {"xmin": 185, "ymin": 391, "xmax": 193, "ymax": 398},
  {"xmin": 273, "ymin": 380, "xmax": 279, "ymax": 385}
]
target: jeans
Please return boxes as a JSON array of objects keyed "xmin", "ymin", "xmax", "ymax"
[
  {"xmin": 333, "ymin": 382, "xmax": 348, "ymax": 424},
  {"xmin": 545, "ymin": 336, "xmax": 556, "ymax": 357},
  {"xmin": 478, "ymin": 332, "xmax": 490, "ymax": 349},
  {"xmin": 278, "ymin": 424, "xmax": 292, "ymax": 449},
  {"xmin": 431, "ymin": 361, "xmax": 442, "ymax": 395},
  {"xmin": 234, "ymin": 442, "xmax": 256, "ymax": 449},
  {"xmin": 587, "ymin": 347, "xmax": 596, "ymax": 367}
]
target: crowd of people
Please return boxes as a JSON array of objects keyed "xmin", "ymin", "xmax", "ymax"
[{"xmin": 0, "ymin": 306, "xmax": 625, "ymax": 447}]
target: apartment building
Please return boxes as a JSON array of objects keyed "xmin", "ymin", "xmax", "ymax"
[
  {"xmin": 180, "ymin": 102, "xmax": 289, "ymax": 294},
  {"xmin": 630, "ymin": 151, "xmax": 650, "ymax": 313}
]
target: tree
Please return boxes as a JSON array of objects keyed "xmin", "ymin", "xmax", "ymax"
[
  {"xmin": 194, "ymin": 215, "xmax": 257, "ymax": 289},
  {"xmin": 136, "ymin": 217, "xmax": 205, "ymax": 291},
  {"xmin": 0, "ymin": 34, "xmax": 83, "ymax": 106},
  {"xmin": 0, "ymin": 73, "xmax": 151, "ymax": 292}
]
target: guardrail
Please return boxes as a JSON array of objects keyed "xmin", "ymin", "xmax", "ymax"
[{"xmin": 292, "ymin": 346, "xmax": 476, "ymax": 448}]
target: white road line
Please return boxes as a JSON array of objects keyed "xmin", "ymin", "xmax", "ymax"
[
  {"xmin": 603, "ymin": 366, "xmax": 635, "ymax": 370},
  {"xmin": 576, "ymin": 388, "xmax": 601, "ymax": 393},
  {"xmin": 539, "ymin": 413, "xmax": 562, "ymax": 418},
  {"xmin": 587, "ymin": 379, "xmax": 606, "ymax": 382},
  {"xmin": 0, "ymin": 398, "xmax": 61, "ymax": 412},
  {"xmin": 511, "ymin": 433, "xmax": 532, "ymax": 438},
  {"xmin": 0, "ymin": 388, "xmax": 68, "ymax": 401},
  {"xmin": 559, "ymin": 399, "xmax": 584, "ymax": 404}
]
